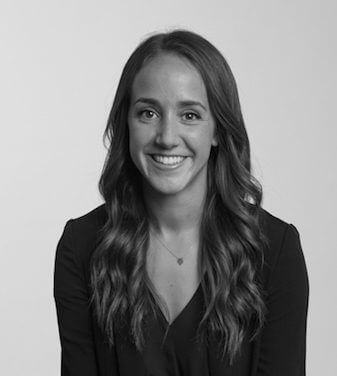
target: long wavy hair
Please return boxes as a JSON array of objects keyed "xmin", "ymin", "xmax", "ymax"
[{"xmin": 90, "ymin": 29, "xmax": 268, "ymax": 365}]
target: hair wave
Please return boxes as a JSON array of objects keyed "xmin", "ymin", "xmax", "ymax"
[{"xmin": 90, "ymin": 29, "xmax": 268, "ymax": 365}]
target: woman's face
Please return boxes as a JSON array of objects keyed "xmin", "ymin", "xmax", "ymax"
[{"xmin": 127, "ymin": 53, "xmax": 217, "ymax": 198}]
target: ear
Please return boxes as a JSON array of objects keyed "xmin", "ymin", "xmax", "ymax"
[{"xmin": 211, "ymin": 134, "xmax": 218, "ymax": 147}]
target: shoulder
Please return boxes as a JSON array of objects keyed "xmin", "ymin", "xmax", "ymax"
[
  {"xmin": 258, "ymin": 207, "xmax": 307, "ymax": 288},
  {"xmin": 258, "ymin": 206, "xmax": 290, "ymax": 250},
  {"xmin": 69, "ymin": 202, "xmax": 108, "ymax": 248},
  {"xmin": 58, "ymin": 203, "xmax": 108, "ymax": 278},
  {"xmin": 69, "ymin": 203, "xmax": 108, "ymax": 234}
]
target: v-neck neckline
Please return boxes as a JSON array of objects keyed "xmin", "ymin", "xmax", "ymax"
[{"xmin": 151, "ymin": 282, "xmax": 203, "ymax": 328}]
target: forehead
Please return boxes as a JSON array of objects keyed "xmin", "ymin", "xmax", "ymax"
[{"xmin": 130, "ymin": 53, "xmax": 208, "ymax": 103}]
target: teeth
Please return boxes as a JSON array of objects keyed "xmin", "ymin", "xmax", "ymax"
[{"xmin": 152, "ymin": 155, "xmax": 186, "ymax": 165}]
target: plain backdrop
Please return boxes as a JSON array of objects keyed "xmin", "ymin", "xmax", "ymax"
[{"xmin": 1, "ymin": 0, "xmax": 336, "ymax": 375}]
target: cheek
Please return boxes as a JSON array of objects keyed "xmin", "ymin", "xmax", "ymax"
[
  {"xmin": 191, "ymin": 127, "xmax": 216, "ymax": 156},
  {"xmin": 128, "ymin": 124, "xmax": 152, "ymax": 159}
]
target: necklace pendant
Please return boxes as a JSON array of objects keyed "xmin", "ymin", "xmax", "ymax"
[{"xmin": 177, "ymin": 258, "xmax": 184, "ymax": 265}]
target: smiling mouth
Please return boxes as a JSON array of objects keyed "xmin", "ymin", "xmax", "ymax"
[
  {"xmin": 150, "ymin": 154, "xmax": 187, "ymax": 166},
  {"xmin": 149, "ymin": 154, "xmax": 187, "ymax": 170}
]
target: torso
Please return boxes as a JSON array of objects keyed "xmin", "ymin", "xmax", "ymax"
[{"xmin": 146, "ymin": 232, "xmax": 202, "ymax": 324}]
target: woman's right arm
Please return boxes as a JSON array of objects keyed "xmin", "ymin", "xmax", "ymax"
[{"xmin": 54, "ymin": 219, "xmax": 99, "ymax": 376}]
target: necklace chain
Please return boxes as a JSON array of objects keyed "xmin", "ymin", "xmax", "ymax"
[{"xmin": 150, "ymin": 229, "xmax": 195, "ymax": 266}]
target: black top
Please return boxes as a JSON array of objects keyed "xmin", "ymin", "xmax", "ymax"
[
  {"xmin": 141, "ymin": 283, "xmax": 210, "ymax": 376},
  {"xmin": 54, "ymin": 204, "xmax": 309, "ymax": 376}
]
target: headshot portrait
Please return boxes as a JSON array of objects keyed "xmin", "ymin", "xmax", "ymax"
[
  {"xmin": 1, "ymin": 1, "xmax": 336, "ymax": 376},
  {"xmin": 54, "ymin": 29, "xmax": 309, "ymax": 375},
  {"xmin": 54, "ymin": 30, "xmax": 308, "ymax": 375}
]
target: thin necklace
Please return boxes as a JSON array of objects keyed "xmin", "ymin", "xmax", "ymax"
[{"xmin": 150, "ymin": 229, "xmax": 195, "ymax": 266}]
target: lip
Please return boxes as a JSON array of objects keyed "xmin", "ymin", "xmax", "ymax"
[
  {"xmin": 148, "ymin": 154, "xmax": 188, "ymax": 170},
  {"xmin": 149, "ymin": 154, "xmax": 188, "ymax": 157}
]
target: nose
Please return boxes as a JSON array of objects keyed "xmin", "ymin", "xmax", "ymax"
[{"xmin": 154, "ymin": 115, "xmax": 179, "ymax": 148}]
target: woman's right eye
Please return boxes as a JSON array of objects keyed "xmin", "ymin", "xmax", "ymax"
[{"xmin": 138, "ymin": 109, "xmax": 158, "ymax": 120}]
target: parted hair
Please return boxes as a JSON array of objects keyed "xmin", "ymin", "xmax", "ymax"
[{"xmin": 90, "ymin": 29, "xmax": 268, "ymax": 364}]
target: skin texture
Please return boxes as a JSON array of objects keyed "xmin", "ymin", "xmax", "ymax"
[
  {"xmin": 127, "ymin": 53, "xmax": 219, "ymax": 322},
  {"xmin": 127, "ymin": 53, "xmax": 218, "ymax": 205}
]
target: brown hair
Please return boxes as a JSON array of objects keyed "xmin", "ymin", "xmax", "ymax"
[{"xmin": 90, "ymin": 29, "xmax": 268, "ymax": 364}]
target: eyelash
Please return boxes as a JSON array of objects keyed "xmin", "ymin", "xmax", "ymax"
[
  {"xmin": 137, "ymin": 110, "xmax": 201, "ymax": 121},
  {"xmin": 182, "ymin": 112, "xmax": 200, "ymax": 121},
  {"xmin": 138, "ymin": 109, "xmax": 158, "ymax": 119}
]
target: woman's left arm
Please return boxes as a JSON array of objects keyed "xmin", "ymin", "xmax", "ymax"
[{"xmin": 256, "ymin": 224, "xmax": 309, "ymax": 376}]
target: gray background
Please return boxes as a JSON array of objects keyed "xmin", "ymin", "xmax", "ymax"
[{"xmin": 1, "ymin": 0, "xmax": 336, "ymax": 375}]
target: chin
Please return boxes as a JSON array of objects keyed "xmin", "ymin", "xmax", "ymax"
[{"xmin": 145, "ymin": 180, "xmax": 187, "ymax": 196}]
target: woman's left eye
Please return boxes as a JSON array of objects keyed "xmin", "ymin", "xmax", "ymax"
[{"xmin": 183, "ymin": 112, "xmax": 200, "ymax": 121}]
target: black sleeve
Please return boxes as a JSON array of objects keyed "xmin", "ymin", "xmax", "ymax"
[
  {"xmin": 257, "ymin": 224, "xmax": 309, "ymax": 375},
  {"xmin": 53, "ymin": 220, "xmax": 99, "ymax": 376}
]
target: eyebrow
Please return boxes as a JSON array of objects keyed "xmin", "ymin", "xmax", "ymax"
[{"xmin": 133, "ymin": 97, "xmax": 207, "ymax": 111}]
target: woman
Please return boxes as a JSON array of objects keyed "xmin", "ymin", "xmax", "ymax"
[{"xmin": 54, "ymin": 29, "xmax": 309, "ymax": 376}]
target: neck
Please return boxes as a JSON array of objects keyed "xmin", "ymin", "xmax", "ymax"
[{"xmin": 142, "ymin": 184, "xmax": 206, "ymax": 237}]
